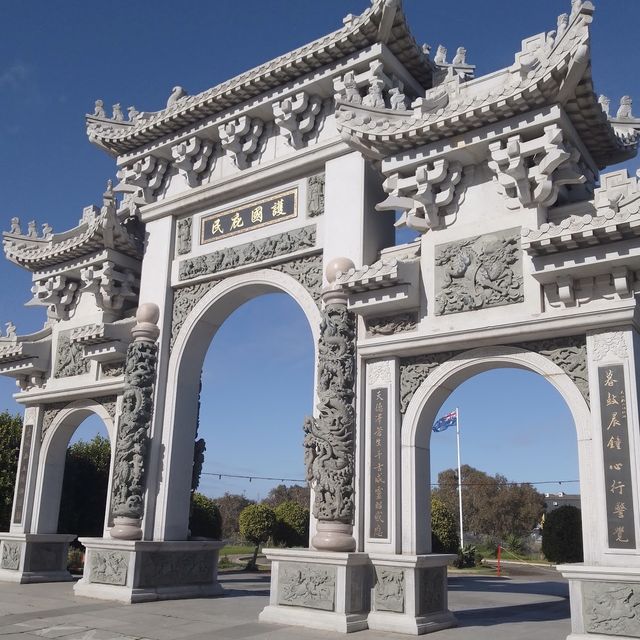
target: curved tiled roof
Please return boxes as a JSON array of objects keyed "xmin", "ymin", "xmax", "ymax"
[{"xmin": 86, "ymin": 0, "xmax": 434, "ymax": 156}]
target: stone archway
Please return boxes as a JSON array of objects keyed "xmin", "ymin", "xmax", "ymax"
[
  {"xmin": 32, "ymin": 399, "xmax": 116, "ymax": 536},
  {"xmin": 149, "ymin": 268, "xmax": 322, "ymax": 541},
  {"xmin": 400, "ymin": 345, "xmax": 594, "ymax": 559}
]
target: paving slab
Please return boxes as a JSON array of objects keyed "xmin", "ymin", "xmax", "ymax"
[{"xmin": 0, "ymin": 570, "xmax": 571, "ymax": 640}]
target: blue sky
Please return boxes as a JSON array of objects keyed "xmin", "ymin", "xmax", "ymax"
[{"xmin": 2, "ymin": 1, "xmax": 639, "ymax": 501}]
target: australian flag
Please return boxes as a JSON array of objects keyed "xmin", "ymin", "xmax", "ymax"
[{"xmin": 432, "ymin": 410, "xmax": 457, "ymax": 433}]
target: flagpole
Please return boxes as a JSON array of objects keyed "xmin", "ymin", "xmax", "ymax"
[{"xmin": 455, "ymin": 407, "xmax": 464, "ymax": 549}]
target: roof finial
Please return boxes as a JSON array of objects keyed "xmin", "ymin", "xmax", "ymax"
[
  {"xmin": 434, "ymin": 45, "xmax": 447, "ymax": 65},
  {"xmin": 93, "ymin": 99, "xmax": 106, "ymax": 118},
  {"xmin": 617, "ymin": 96, "xmax": 633, "ymax": 119},
  {"xmin": 167, "ymin": 86, "xmax": 188, "ymax": 108},
  {"xmin": 598, "ymin": 94, "xmax": 610, "ymax": 116}
]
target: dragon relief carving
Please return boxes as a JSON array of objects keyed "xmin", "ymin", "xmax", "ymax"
[
  {"xmin": 399, "ymin": 352, "xmax": 458, "ymax": 414},
  {"xmin": 303, "ymin": 304, "xmax": 356, "ymax": 523},
  {"xmin": 178, "ymin": 226, "xmax": 316, "ymax": 281},
  {"xmin": 110, "ymin": 339, "xmax": 158, "ymax": 521},
  {"xmin": 517, "ymin": 336, "xmax": 589, "ymax": 403},
  {"xmin": 366, "ymin": 313, "xmax": 418, "ymax": 337},
  {"xmin": 55, "ymin": 332, "xmax": 90, "ymax": 377},
  {"xmin": 435, "ymin": 230, "xmax": 523, "ymax": 315}
]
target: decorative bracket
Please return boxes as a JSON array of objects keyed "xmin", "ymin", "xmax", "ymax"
[
  {"xmin": 488, "ymin": 124, "xmax": 588, "ymax": 210},
  {"xmin": 273, "ymin": 92, "xmax": 323, "ymax": 149},
  {"xmin": 218, "ymin": 116, "xmax": 264, "ymax": 169},
  {"xmin": 119, "ymin": 155, "xmax": 169, "ymax": 203},
  {"xmin": 29, "ymin": 276, "xmax": 78, "ymax": 320},
  {"xmin": 171, "ymin": 136, "xmax": 215, "ymax": 187},
  {"xmin": 376, "ymin": 159, "xmax": 467, "ymax": 232},
  {"xmin": 80, "ymin": 261, "xmax": 138, "ymax": 311}
]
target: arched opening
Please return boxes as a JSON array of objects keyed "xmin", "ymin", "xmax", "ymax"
[
  {"xmin": 429, "ymin": 369, "xmax": 579, "ymax": 558},
  {"xmin": 33, "ymin": 401, "xmax": 116, "ymax": 538},
  {"xmin": 401, "ymin": 346, "xmax": 593, "ymax": 559},
  {"xmin": 154, "ymin": 269, "xmax": 320, "ymax": 541},
  {"xmin": 401, "ymin": 347, "xmax": 593, "ymax": 628}
]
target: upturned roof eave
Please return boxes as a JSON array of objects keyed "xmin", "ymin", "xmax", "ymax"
[{"xmin": 85, "ymin": 0, "xmax": 434, "ymax": 157}]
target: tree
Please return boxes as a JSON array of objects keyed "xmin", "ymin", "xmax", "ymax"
[
  {"xmin": 273, "ymin": 501, "xmax": 309, "ymax": 547},
  {"xmin": 263, "ymin": 484, "xmax": 310, "ymax": 509},
  {"xmin": 0, "ymin": 412, "xmax": 22, "ymax": 530},
  {"xmin": 431, "ymin": 497, "xmax": 459, "ymax": 553},
  {"xmin": 214, "ymin": 493, "xmax": 255, "ymax": 539},
  {"xmin": 542, "ymin": 505, "xmax": 583, "ymax": 563},
  {"xmin": 58, "ymin": 435, "xmax": 111, "ymax": 537},
  {"xmin": 432, "ymin": 465, "xmax": 545, "ymax": 540},
  {"xmin": 239, "ymin": 504, "xmax": 276, "ymax": 570},
  {"xmin": 190, "ymin": 492, "xmax": 222, "ymax": 539}
]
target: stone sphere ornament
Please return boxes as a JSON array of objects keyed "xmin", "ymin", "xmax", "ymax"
[{"xmin": 325, "ymin": 256, "xmax": 355, "ymax": 284}]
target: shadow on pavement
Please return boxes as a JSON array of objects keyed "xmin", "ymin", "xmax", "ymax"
[
  {"xmin": 448, "ymin": 576, "xmax": 569, "ymax": 599},
  {"xmin": 454, "ymin": 599, "xmax": 569, "ymax": 627}
]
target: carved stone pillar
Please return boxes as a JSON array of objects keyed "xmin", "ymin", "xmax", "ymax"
[
  {"xmin": 304, "ymin": 258, "xmax": 357, "ymax": 552},
  {"xmin": 110, "ymin": 303, "xmax": 160, "ymax": 540}
]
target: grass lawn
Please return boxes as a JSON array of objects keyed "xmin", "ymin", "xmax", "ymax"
[{"xmin": 220, "ymin": 544, "xmax": 254, "ymax": 556}]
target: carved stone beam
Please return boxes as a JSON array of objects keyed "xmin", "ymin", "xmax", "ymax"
[
  {"xmin": 110, "ymin": 303, "xmax": 160, "ymax": 541},
  {"xmin": 171, "ymin": 136, "xmax": 214, "ymax": 187},
  {"xmin": 218, "ymin": 116, "xmax": 263, "ymax": 169},
  {"xmin": 122, "ymin": 155, "xmax": 168, "ymax": 202},
  {"xmin": 81, "ymin": 262, "xmax": 138, "ymax": 311},
  {"xmin": 304, "ymin": 257, "xmax": 357, "ymax": 553}
]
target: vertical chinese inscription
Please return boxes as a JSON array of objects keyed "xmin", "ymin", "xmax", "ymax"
[
  {"xmin": 13, "ymin": 424, "xmax": 33, "ymax": 524},
  {"xmin": 599, "ymin": 365, "xmax": 636, "ymax": 549},
  {"xmin": 370, "ymin": 388, "xmax": 388, "ymax": 539}
]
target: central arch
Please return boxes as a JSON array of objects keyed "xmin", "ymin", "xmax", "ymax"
[
  {"xmin": 154, "ymin": 268, "xmax": 321, "ymax": 540},
  {"xmin": 401, "ymin": 345, "xmax": 596, "ymax": 561}
]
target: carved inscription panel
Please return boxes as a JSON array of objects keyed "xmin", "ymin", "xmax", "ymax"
[
  {"xmin": 434, "ymin": 229, "xmax": 523, "ymax": 315},
  {"xmin": 370, "ymin": 388, "xmax": 388, "ymax": 540},
  {"xmin": 201, "ymin": 189, "xmax": 297, "ymax": 244},
  {"xmin": 13, "ymin": 423, "xmax": 33, "ymax": 525},
  {"xmin": 278, "ymin": 562, "xmax": 336, "ymax": 611}
]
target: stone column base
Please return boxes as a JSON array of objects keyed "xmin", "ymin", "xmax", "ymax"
[
  {"xmin": 368, "ymin": 553, "xmax": 457, "ymax": 635},
  {"xmin": 260, "ymin": 548, "xmax": 370, "ymax": 633},
  {"xmin": 74, "ymin": 537, "xmax": 225, "ymax": 603},
  {"xmin": 0, "ymin": 533, "xmax": 76, "ymax": 583},
  {"xmin": 557, "ymin": 563, "xmax": 640, "ymax": 640}
]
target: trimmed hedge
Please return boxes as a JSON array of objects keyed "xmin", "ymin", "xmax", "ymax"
[{"xmin": 542, "ymin": 505, "xmax": 583, "ymax": 563}]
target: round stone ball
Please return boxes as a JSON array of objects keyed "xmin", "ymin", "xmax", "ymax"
[
  {"xmin": 136, "ymin": 302, "xmax": 160, "ymax": 325},
  {"xmin": 325, "ymin": 257, "xmax": 355, "ymax": 283}
]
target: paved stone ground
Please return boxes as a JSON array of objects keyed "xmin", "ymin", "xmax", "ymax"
[{"xmin": 0, "ymin": 567, "xmax": 570, "ymax": 640}]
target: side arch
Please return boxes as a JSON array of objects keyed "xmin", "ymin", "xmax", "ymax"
[
  {"xmin": 33, "ymin": 399, "xmax": 116, "ymax": 535},
  {"xmin": 400, "ymin": 345, "xmax": 595, "ymax": 558},
  {"xmin": 152, "ymin": 268, "xmax": 321, "ymax": 540}
]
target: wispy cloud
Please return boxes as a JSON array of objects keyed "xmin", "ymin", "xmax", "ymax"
[{"xmin": 0, "ymin": 62, "xmax": 30, "ymax": 91}]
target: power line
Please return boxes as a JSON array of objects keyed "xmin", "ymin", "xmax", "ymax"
[{"xmin": 202, "ymin": 471, "xmax": 579, "ymax": 487}]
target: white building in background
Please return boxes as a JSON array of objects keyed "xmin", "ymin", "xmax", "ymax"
[{"xmin": 1, "ymin": 1, "xmax": 640, "ymax": 637}]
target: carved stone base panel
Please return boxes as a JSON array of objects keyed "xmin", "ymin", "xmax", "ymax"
[
  {"xmin": 368, "ymin": 554, "xmax": 457, "ymax": 635},
  {"xmin": 75, "ymin": 538, "xmax": 224, "ymax": 603},
  {"xmin": 0, "ymin": 533, "xmax": 75, "ymax": 584},
  {"xmin": 558, "ymin": 564, "xmax": 640, "ymax": 639},
  {"xmin": 260, "ymin": 548, "xmax": 370, "ymax": 633}
]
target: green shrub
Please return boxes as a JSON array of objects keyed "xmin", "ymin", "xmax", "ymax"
[
  {"xmin": 67, "ymin": 547, "xmax": 84, "ymax": 573},
  {"xmin": 273, "ymin": 501, "xmax": 309, "ymax": 547},
  {"xmin": 431, "ymin": 497, "xmax": 459, "ymax": 554},
  {"xmin": 190, "ymin": 492, "xmax": 222, "ymax": 540},
  {"xmin": 239, "ymin": 504, "xmax": 277, "ymax": 570},
  {"xmin": 454, "ymin": 544, "xmax": 477, "ymax": 568},
  {"xmin": 542, "ymin": 506, "xmax": 583, "ymax": 563},
  {"xmin": 504, "ymin": 533, "xmax": 525, "ymax": 554}
]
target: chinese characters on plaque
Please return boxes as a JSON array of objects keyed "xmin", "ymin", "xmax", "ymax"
[
  {"xmin": 370, "ymin": 389, "xmax": 388, "ymax": 539},
  {"xmin": 599, "ymin": 365, "xmax": 636, "ymax": 549},
  {"xmin": 200, "ymin": 189, "xmax": 297, "ymax": 244}
]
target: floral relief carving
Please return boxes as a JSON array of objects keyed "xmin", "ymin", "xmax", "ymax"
[
  {"xmin": 590, "ymin": 331, "xmax": 628, "ymax": 362},
  {"xmin": 367, "ymin": 360, "xmax": 392, "ymax": 388},
  {"xmin": 399, "ymin": 352, "xmax": 458, "ymax": 414},
  {"xmin": 1, "ymin": 542, "xmax": 21, "ymax": 570}
]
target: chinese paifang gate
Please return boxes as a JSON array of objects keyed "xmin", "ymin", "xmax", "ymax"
[{"xmin": 1, "ymin": 1, "xmax": 640, "ymax": 637}]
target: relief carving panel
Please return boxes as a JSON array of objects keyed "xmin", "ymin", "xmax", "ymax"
[
  {"xmin": 1, "ymin": 542, "xmax": 21, "ymax": 570},
  {"xmin": 583, "ymin": 581, "xmax": 640, "ymax": 637},
  {"xmin": 138, "ymin": 551, "xmax": 214, "ymax": 588},
  {"xmin": 399, "ymin": 352, "xmax": 458, "ymax": 414},
  {"xmin": 90, "ymin": 550, "xmax": 129, "ymax": 586},
  {"xmin": 435, "ymin": 229, "xmax": 523, "ymax": 315},
  {"xmin": 374, "ymin": 567, "xmax": 405, "ymax": 613},
  {"xmin": 278, "ymin": 562, "xmax": 336, "ymax": 611}
]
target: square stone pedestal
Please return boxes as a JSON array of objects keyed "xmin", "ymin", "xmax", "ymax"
[
  {"xmin": 0, "ymin": 533, "xmax": 76, "ymax": 583},
  {"xmin": 260, "ymin": 548, "xmax": 371, "ymax": 633},
  {"xmin": 74, "ymin": 537, "xmax": 225, "ymax": 603},
  {"xmin": 557, "ymin": 563, "xmax": 640, "ymax": 640},
  {"xmin": 368, "ymin": 554, "xmax": 457, "ymax": 635}
]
